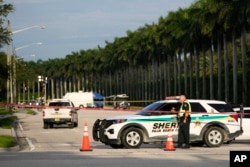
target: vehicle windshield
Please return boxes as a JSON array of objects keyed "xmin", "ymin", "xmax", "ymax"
[
  {"xmin": 136, "ymin": 102, "xmax": 177, "ymax": 116},
  {"xmin": 49, "ymin": 102, "xmax": 70, "ymax": 107}
]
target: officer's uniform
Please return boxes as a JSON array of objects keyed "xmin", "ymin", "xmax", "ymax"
[{"xmin": 178, "ymin": 100, "xmax": 191, "ymax": 148}]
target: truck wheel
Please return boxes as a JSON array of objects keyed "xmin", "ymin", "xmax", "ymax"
[
  {"xmin": 43, "ymin": 122, "xmax": 48, "ymax": 129},
  {"xmin": 49, "ymin": 123, "xmax": 54, "ymax": 128},
  {"xmin": 70, "ymin": 121, "xmax": 74, "ymax": 128},
  {"xmin": 121, "ymin": 127, "xmax": 143, "ymax": 149},
  {"xmin": 204, "ymin": 126, "xmax": 225, "ymax": 147},
  {"xmin": 74, "ymin": 120, "xmax": 78, "ymax": 127}
]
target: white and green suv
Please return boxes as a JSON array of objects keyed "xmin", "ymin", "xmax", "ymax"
[{"xmin": 92, "ymin": 99, "xmax": 243, "ymax": 149}]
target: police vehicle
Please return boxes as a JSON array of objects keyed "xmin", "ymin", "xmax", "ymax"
[
  {"xmin": 233, "ymin": 107, "xmax": 250, "ymax": 139},
  {"xmin": 92, "ymin": 98, "xmax": 243, "ymax": 149}
]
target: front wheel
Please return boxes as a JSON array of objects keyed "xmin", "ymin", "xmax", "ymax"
[
  {"xmin": 121, "ymin": 127, "xmax": 143, "ymax": 149},
  {"xmin": 204, "ymin": 126, "xmax": 225, "ymax": 147}
]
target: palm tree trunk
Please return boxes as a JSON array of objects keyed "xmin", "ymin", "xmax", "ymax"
[
  {"xmin": 166, "ymin": 55, "xmax": 170, "ymax": 96},
  {"xmin": 173, "ymin": 54, "xmax": 177, "ymax": 95},
  {"xmin": 195, "ymin": 47, "xmax": 200, "ymax": 98},
  {"xmin": 241, "ymin": 25, "xmax": 247, "ymax": 104},
  {"xmin": 60, "ymin": 78, "xmax": 63, "ymax": 97},
  {"xmin": 177, "ymin": 53, "xmax": 181, "ymax": 94},
  {"xmin": 202, "ymin": 46, "xmax": 206, "ymax": 99},
  {"xmin": 223, "ymin": 33, "xmax": 229, "ymax": 103},
  {"xmin": 184, "ymin": 51, "xmax": 188, "ymax": 95},
  {"xmin": 217, "ymin": 35, "xmax": 222, "ymax": 100},
  {"xmin": 64, "ymin": 79, "xmax": 67, "ymax": 93},
  {"xmin": 51, "ymin": 78, "xmax": 54, "ymax": 99},
  {"xmin": 73, "ymin": 76, "xmax": 76, "ymax": 92},
  {"xmin": 209, "ymin": 41, "xmax": 214, "ymax": 99},
  {"xmin": 189, "ymin": 53, "xmax": 193, "ymax": 98},
  {"xmin": 232, "ymin": 32, "xmax": 238, "ymax": 103}
]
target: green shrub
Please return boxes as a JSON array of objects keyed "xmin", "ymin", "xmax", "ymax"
[
  {"xmin": 26, "ymin": 109, "xmax": 37, "ymax": 115},
  {"xmin": 0, "ymin": 116, "xmax": 17, "ymax": 129},
  {"xmin": 0, "ymin": 107, "xmax": 11, "ymax": 115},
  {"xmin": 0, "ymin": 135, "xmax": 17, "ymax": 148}
]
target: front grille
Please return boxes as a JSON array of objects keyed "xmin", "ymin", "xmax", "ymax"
[{"xmin": 92, "ymin": 119, "xmax": 115, "ymax": 143}]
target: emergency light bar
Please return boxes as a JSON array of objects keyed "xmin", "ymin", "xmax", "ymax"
[{"xmin": 165, "ymin": 96, "xmax": 180, "ymax": 100}]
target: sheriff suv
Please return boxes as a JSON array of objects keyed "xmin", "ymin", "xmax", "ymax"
[
  {"xmin": 42, "ymin": 99, "xmax": 78, "ymax": 129},
  {"xmin": 92, "ymin": 99, "xmax": 243, "ymax": 149}
]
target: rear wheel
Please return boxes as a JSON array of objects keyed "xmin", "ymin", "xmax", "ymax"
[
  {"xmin": 43, "ymin": 122, "xmax": 48, "ymax": 129},
  {"xmin": 121, "ymin": 127, "xmax": 143, "ymax": 149},
  {"xmin": 74, "ymin": 120, "xmax": 78, "ymax": 127},
  {"xmin": 69, "ymin": 121, "xmax": 74, "ymax": 128},
  {"xmin": 204, "ymin": 127, "xmax": 225, "ymax": 147}
]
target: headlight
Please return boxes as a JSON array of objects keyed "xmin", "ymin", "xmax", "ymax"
[{"xmin": 114, "ymin": 119, "xmax": 127, "ymax": 124}]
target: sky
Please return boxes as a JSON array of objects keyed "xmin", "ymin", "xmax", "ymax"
[{"xmin": 4, "ymin": 0, "xmax": 194, "ymax": 61}]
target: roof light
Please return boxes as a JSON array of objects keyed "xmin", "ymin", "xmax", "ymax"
[{"xmin": 165, "ymin": 96, "xmax": 180, "ymax": 100}]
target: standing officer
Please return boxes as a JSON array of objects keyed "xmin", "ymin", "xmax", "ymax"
[{"xmin": 177, "ymin": 95, "xmax": 191, "ymax": 148}]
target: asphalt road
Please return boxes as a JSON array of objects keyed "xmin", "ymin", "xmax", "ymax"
[{"xmin": 0, "ymin": 108, "xmax": 249, "ymax": 167}]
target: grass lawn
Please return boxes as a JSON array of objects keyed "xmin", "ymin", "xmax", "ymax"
[
  {"xmin": 26, "ymin": 108, "xmax": 37, "ymax": 115},
  {"xmin": 0, "ymin": 116, "xmax": 18, "ymax": 129},
  {"xmin": 0, "ymin": 135, "xmax": 17, "ymax": 148},
  {"xmin": 0, "ymin": 107, "xmax": 11, "ymax": 115},
  {"xmin": 0, "ymin": 107, "xmax": 18, "ymax": 148}
]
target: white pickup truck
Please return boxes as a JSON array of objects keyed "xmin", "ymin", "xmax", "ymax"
[{"xmin": 42, "ymin": 99, "xmax": 78, "ymax": 129}]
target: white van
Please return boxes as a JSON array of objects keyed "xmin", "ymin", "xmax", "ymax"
[{"xmin": 63, "ymin": 91, "xmax": 95, "ymax": 108}]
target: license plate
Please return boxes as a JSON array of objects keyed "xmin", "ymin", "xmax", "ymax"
[{"xmin": 55, "ymin": 118, "xmax": 60, "ymax": 121}]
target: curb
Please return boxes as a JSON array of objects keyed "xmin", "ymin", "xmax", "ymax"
[
  {"xmin": 13, "ymin": 120, "xmax": 30, "ymax": 151},
  {"xmin": 0, "ymin": 120, "xmax": 29, "ymax": 152}
]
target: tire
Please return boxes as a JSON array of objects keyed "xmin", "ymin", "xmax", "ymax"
[
  {"xmin": 49, "ymin": 123, "xmax": 54, "ymax": 128},
  {"xmin": 204, "ymin": 126, "xmax": 225, "ymax": 147},
  {"xmin": 69, "ymin": 121, "xmax": 74, "ymax": 128},
  {"xmin": 121, "ymin": 127, "xmax": 143, "ymax": 149},
  {"xmin": 74, "ymin": 120, "xmax": 78, "ymax": 127},
  {"xmin": 43, "ymin": 122, "xmax": 48, "ymax": 129}
]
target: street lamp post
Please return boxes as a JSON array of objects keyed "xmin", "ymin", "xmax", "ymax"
[
  {"xmin": 13, "ymin": 42, "xmax": 43, "ymax": 104},
  {"xmin": 38, "ymin": 76, "xmax": 48, "ymax": 105},
  {"xmin": 12, "ymin": 25, "xmax": 45, "ymax": 34},
  {"xmin": 6, "ymin": 20, "xmax": 45, "ymax": 106}
]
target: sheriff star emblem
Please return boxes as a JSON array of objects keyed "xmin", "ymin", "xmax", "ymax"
[{"xmin": 194, "ymin": 117, "xmax": 202, "ymax": 128}]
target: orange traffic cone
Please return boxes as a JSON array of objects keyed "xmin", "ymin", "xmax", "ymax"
[
  {"xmin": 164, "ymin": 129, "xmax": 175, "ymax": 151},
  {"xmin": 80, "ymin": 123, "xmax": 93, "ymax": 151}
]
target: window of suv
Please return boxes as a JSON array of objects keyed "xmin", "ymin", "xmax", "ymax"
[
  {"xmin": 138, "ymin": 102, "xmax": 179, "ymax": 116},
  {"xmin": 190, "ymin": 102, "xmax": 207, "ymax": 113},
  {"xmin": 208, "ymin": 103, "xmax": 234, "ymax": 112},
  {"xmin": 142, "ymin": 102, "xmax": 179, "ymax": 111}
]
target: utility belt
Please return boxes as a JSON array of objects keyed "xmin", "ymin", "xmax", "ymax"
[{"xmin": 177, "ymin": 115, "xmax": 191, "ymax": 123}]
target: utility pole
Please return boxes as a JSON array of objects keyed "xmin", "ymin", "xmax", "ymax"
[{"xmin": 6, "ymin": 20, "xmax": 12, "ymax": 109}]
